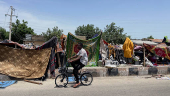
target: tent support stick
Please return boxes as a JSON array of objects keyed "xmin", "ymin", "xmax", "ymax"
[
  {"xmin": 24, "ymin": 79, "xmax": 42, "ymax": 85},
  {"xmin": 143, "ymin": 45, "xmax": 146, "ymax": 67},
  {"xmin": 57, "ymin": 52, "xmax": 61, "ymax": 67},
  {"xmin": 62, "ymin": 39, "xmax": 66, "ymax": 67}
]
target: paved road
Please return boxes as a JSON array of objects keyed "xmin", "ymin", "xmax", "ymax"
[{"xmin": 1, "ymin": 76, "xmax": 170, "ymax": 96}]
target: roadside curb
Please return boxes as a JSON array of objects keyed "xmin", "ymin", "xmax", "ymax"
[{"xmin": 48, "ymin": 66, "xmax": 170, "ymax": 78}]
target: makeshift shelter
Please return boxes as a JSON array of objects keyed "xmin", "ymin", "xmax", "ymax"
[
  {"xmin": 0, "ymin": 44, "xmax": 51, "ymax": 79},
  {"xmin": 35, "ymin": 36, "xmax": 58, "ymax": 77},
  {"xmin": 66, "ymin": 32, "xmax": 101, "ymax": 66}
]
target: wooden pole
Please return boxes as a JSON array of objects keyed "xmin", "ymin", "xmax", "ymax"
[
  {"xmin": 56, "ymin": 43, "xmax": 61, "ymax": 68},
  {"xmin": 62, "ymin": 38, "xmax": 66, "ymax": 67},
  {"xmin": 143, "ymin": 45, "xmax": 146, "ymax": 67},
  {"xmin": 24, "ymin": 79, "xmax": 42, "ymax": 85},
  {"xmin": 57, "ymin": 52, "xmax": 61, "ymax": 67}
]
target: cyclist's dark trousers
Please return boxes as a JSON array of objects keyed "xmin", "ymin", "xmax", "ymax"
[{"xmin": 70, "ymin": 60, "xmax": 85, "ymax": 83}]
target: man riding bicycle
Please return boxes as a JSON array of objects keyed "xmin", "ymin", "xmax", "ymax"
[{"xmin": 68, "ymin": 43, "xmax": 88, "ymax": 88}]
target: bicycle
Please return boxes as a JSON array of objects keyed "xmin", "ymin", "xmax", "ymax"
[{"xmin": 55, "ymin": 62, "xmax": 93, "ymax": 87}]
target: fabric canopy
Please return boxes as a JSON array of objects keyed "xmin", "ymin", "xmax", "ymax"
[
  {"xmin": 36, "ymin": 36, "xmax": 57, "ymax": 77},
  {"xmin": 66, "ymin": 32, "xmax": 101, "ymax": 66},
  {"xmin": 0, "ymin": 45, "xmax": 51, "ymax": 79}
]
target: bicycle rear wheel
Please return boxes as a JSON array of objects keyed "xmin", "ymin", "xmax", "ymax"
[
  {"xmin": 80, "ymin": 73, "xmax": 93, "ymax": 86},
  {"xmin": 55, "ymin": 74, "xmax": 68, "ymax": 87}
]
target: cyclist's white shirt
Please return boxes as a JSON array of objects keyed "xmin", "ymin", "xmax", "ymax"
[{"xmin": 77, "ymin": 48, "xmax": 88, "ymax": 65}]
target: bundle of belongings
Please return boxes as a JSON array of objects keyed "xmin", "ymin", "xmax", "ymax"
[
  {"xmin": 110, "ymin": 44, "xmax": 126, "ymax": 63},
  {"xmin": 132, "ymin": 45, "xmax": 154, "ymax": 66}
]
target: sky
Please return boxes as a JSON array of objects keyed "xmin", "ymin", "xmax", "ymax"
[{"xmin": 0, "ymin": 0, "xmax": 170, "ymax": 39}]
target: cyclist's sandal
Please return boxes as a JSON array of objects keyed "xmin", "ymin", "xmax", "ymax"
[{"xmin": 73, "ymin": 83, "xmax": 81, "ymax": 88}]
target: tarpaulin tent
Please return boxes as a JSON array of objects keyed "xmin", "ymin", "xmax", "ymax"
[
  {"xmin": 66, "ymin": 32, "xmax": 101, "ymax": 66},
  {"xmin": 35, "ymin": 36, "xmax": 58, "ymax": 77},
  {"xmin": 0, "ymin": 45, "xmax": 51, "ymax": 79}
]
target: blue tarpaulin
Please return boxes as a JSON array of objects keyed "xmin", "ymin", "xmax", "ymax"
[
  {"xmin": 0, "ymin": 80, "xmax": 17, "ymax": 88},
  {"xmin": 92, "ymin": 34, "xmax": 99, "ymax": 39}
]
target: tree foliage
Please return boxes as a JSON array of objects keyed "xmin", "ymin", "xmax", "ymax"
[
  {"xmin": 75, "ymin": 24, "xmax": 102, "ymax": 40},
  {"xmin": 11, "ymin": 19, "xmax": 36, "ymax": 43},
  {"xmin": 42, "ymin": 26, "xmax": 63, "ymax": 41},
  {"xmin": 102, "ymin": 22, "xmax": 129, "ymax": 44},
  {"xmin": 0, "ymin": 27, "xmax": 9, "ymax": 40},
  {"xmin": 147, "ymin": 35, "xmax": 154, "ymax": 39}
]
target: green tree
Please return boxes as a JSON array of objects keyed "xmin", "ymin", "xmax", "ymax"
[
  {"xmin": 102, "ymin": 22, "xmax": 129, "ymax": 44},
  {"xmin": 42, "ymin": 26, "xmax": 63, "ymax": 41},
  {"xmin": 75, "ymin": 24, "xmax": 102, "ymax": 40},
  {"xmin": 11, "ymin": 19, "xmax": 36, "ymax": 43},
  {"xmin": 147, "ymin": 35, "xmax": 154, "ymax": 39},
  {"xmin": 0, "ymin": 27, "xmax": 9, "ymax": 40}
]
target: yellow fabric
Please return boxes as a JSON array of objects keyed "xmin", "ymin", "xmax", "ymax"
[
  {"xmin": 60, "ymin": 34, "xmax": 67, "ymax": 50},
  {"xmin": 60, "ymin": 34, "xmax": 67, "ymax": 40},
  {"xmin": 108, "ymin": 44, "xmax": 115, "ymax": 59},
  {"xmin": 123, "ymin": 37, "xmax": 134, "ymax": 58}
]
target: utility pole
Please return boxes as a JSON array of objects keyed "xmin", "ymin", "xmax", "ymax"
[
  {"xmin": 5, "ymin": 6, "xmax": 18, "ymax": 41},
  {"xmin": 0, "ymin": 32, "xmax": 2, "ymax": 41}
]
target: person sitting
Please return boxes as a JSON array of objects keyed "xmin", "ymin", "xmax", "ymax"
[{"xmin": 68, "ymin": 43, "xmax": 88, "ymax": 88}]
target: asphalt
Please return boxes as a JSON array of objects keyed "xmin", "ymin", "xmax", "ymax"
[{"xmin": 1, "ymin": 76, "xmax": 170, "ymax": 96}]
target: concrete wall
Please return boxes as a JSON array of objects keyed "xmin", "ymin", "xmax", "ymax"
[
  {"xmin": 24, "ymin": 35, "xmax": 45, "ymax": 46},
  {"xmin": 48, "ymin": 66, "xmax": 170, "ymax": 78},
  {"xmin": 32, "ymin": 35, "xmax": 44, "ymax": 41}
]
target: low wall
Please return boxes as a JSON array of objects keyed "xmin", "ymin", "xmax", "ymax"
[{"xmin": 48, "ymin": 66, "xmax": 170, "ymax": 78}]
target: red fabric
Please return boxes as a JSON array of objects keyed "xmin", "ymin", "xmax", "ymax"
[
  {"xmin": 103, "ymin": 40, "xmax": 108, "ymax": 45},
  {"xmin": 144, "ymin": 43, "xmax": 170, "ymax": 60}
]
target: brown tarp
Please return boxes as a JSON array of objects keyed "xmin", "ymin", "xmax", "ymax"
[{"xmin": 0, "ymin": 45, "xmax": 51, "ymax": 79}]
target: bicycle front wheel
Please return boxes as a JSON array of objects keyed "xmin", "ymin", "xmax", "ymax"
[
  {"xmin": 80, "ymin": 73, "xmax": 93, "ymax": 86},
  {"xmin": 55, "ymin": 74, "xmax": 68, "ymax": 87}
]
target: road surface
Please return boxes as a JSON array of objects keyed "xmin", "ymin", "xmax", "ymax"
[{"xmin": 1, "ymin": 76, "xmax": 170, "ymax": 96}]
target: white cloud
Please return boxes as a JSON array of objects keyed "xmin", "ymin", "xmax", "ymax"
[{"xmin": 0, "ymin": 1, "xmax": 75, "ymax": 35}]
